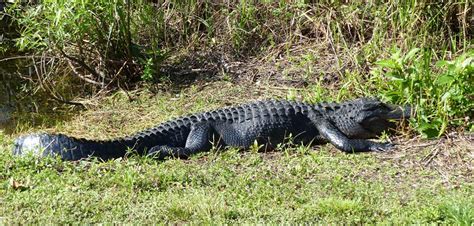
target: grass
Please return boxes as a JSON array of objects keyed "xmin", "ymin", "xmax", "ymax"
[
  {"xmin": 1, "ymin": 138, "xmax": 473, "ymax": 224},
  {"xmin": 1, "ymin": 84, "xmax": 473, "ymax": 224}
]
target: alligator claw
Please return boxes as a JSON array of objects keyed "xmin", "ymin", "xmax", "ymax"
[{"xmin": 370, "ymin": 142, "xmax": 395, "ymax": 152}]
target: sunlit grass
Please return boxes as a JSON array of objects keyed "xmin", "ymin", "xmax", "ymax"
[{"xmin": 1, "ymin": 84, "xmax": 473, "ymax": 224}]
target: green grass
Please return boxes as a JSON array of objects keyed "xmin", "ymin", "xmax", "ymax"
[
  {"xmin": 1, "ymin": 138, "xmax": 472, "ymax": 223},
  {"xmin": 3, "ymin": 1, "xmax": 470, "ymax": 84},
  {"xmin": 1, "ymin": 86, "xmax": 472, "ymax": 224}
]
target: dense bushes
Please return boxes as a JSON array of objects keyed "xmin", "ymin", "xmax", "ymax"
[
  {"xmin": 4, "ymin": 1, "xmax": 470, "ymax": 85},
  {"xmin": 372, "ymin": 49, "xmax": 473, "ymax": 137}
]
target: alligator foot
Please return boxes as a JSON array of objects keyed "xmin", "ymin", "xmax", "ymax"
[
  {"xmin": 368, "ymin": 142, "xmax": 395, "ymax": 152},
  {"xmin": 146, "ymin": 145, "xmax": 193, "ymax": 160}
]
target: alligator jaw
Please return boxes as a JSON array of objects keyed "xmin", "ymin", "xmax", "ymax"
[{"xmin": 384, "ymin": 104, "xmax": 412, "ymax": 120}]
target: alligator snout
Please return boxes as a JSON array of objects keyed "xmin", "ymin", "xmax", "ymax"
[{"xmin": 385, "ymin": 104, "xmax": 412, "ymax": 120}]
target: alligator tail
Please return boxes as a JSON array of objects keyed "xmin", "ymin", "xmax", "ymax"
[{"xmin": 12, "ymin": 133, "xmax": 132, "ymax": 161}]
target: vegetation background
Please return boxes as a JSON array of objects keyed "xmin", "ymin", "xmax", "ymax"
[{"xmin": 0, "ymin": 0, "xmax": 472, "ymax": 224}]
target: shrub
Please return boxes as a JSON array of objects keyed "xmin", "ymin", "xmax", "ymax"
[
  {"xmin": 371, "ymin": 49, "xmax": 473, "ymax": 137},
  {"xmin": 8, "ymin": 0, "xmax": 165, "ymax": 86}
]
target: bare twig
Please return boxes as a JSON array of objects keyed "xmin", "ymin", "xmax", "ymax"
[
  {"xmin": 93, "ymin": 60, "xmax": 128, "ymax": 98},
  {"xmin": 58, "ymin": 47, "xmax": 102, "ymax": 81},
  {"xmin": 0, "ymin": 55, "xmax": 50, "ymax": 62},
  {"xmin": 31, "ymin": 55, "xmax": 84, "ymax": 106},
  {"xmin": 67, "ymin": 59, "xmax": 103, "ymax": 86},
  {"xmin": 423, "ymin": 147, "xmax": 440, "ymax": 167}
]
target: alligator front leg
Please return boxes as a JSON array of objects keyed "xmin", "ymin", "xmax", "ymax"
[
  {"xmin": 147, "ymin": 122, "xmax": 215, "ymax": 159},
  {"xmin": 315, "ymin": 120, "xmax": 394, "ymax": 153}
]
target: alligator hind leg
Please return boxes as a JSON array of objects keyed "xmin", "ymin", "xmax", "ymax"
[
  {"xmin": 146, "ymin": 145, "xmax": 193, "ymax": 159},
  {"xmin": 147, "ymin": 122, "xmax": 217, "ymax": 159}
]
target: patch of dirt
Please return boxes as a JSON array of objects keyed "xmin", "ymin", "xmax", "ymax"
[{"xmin": 369, "ymin": 133, "xmax": 474, "ymax": 189}]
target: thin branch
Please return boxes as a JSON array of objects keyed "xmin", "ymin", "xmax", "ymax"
[
  {"xmin": 0, "ymin": 55, "xmax": 51, "ymax": 62},
  {"xmin": 32, "ymin": 55, "xmax": 84, "ymax": 107},
  {"xmin": 58, "ymin": 47, "xmax": 102, "ymax": 80},
  {"xmin": 67, "ymin": 59, "xmax": 103, "ymax": 86},
  {"xmin": 93, "ymin": 60, "xmax": 128, "ymax": 98}
]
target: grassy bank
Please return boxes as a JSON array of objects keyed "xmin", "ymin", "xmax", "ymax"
[{"xmin": 1, "ymin": 85, "xmax": 473, "ymax": 224}]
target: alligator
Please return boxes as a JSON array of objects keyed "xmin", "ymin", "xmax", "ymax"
[{"xmin": 12, "ymin": 98, "xmax": 411, "ymax": 161}]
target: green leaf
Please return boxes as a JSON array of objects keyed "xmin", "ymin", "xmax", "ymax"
[
  {"xmin": 441, "ymin": 90, "xmax": 452, "ymax": 102},
  {"xmin": 438, "ymin": 120, "xmax": 448, "ymax": 137},
  {"xmin": 385, "ymin": 71, "xmax": 405, "ymax": 80},
  {"xmin": 436, "ymin": 74, "xmax": 454, "ymax": 85},
  {"xmin": 405, "ymin": 67, "xmax": 416, "ymax": 75},
  {"xmin": 375, "ymin": 59, "xmax": 399, "ymax": 69},
  {"xmin": 403, "ymin": 48, "xmax": 420, "ymax": 62},
  {"xmin": 417, "ymin": 122, "xmax": 440, "ymax": 138},
  {"xmin": 381, "ymin": 91, "xmax": 402, "ymax": 103},
  {"xmin": 390, "ymin": 48, "xmax": 402, "ymax": 61},
  {"xmin": 460, "ymin": 57, "xmax": 473, "ymax": 69},
  {"xmin": 435, "ymin": 60, "xmax": 450, "ymax": 67}
]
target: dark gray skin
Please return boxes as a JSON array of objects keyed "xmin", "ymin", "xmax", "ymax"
[{"xmin": 12, "ymin": 98, "xmax": 411, "ymax": 161}]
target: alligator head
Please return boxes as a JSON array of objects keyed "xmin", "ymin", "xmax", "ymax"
[{"xmin": 329, "ymin": 98, "xmax": 411, "ymax": 139}]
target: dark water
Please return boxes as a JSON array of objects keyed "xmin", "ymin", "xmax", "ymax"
[
  {"xmin": 0, "ymin": 60, "xmax": 20, "ymax": 130},
  {"xmin": 1, "ymin": 2, "xmax": 18, "ymax": 128},
  {"xmin": 0, "ymin": 53, "xmax": 41, "ymax": 133},
  {"xmin": 0, "ymin": 55, "xmax": 79, "ymax": 134},
  {"xmin": 1, "ymin": 2, "xmax": 73, "ymax": 133}
]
